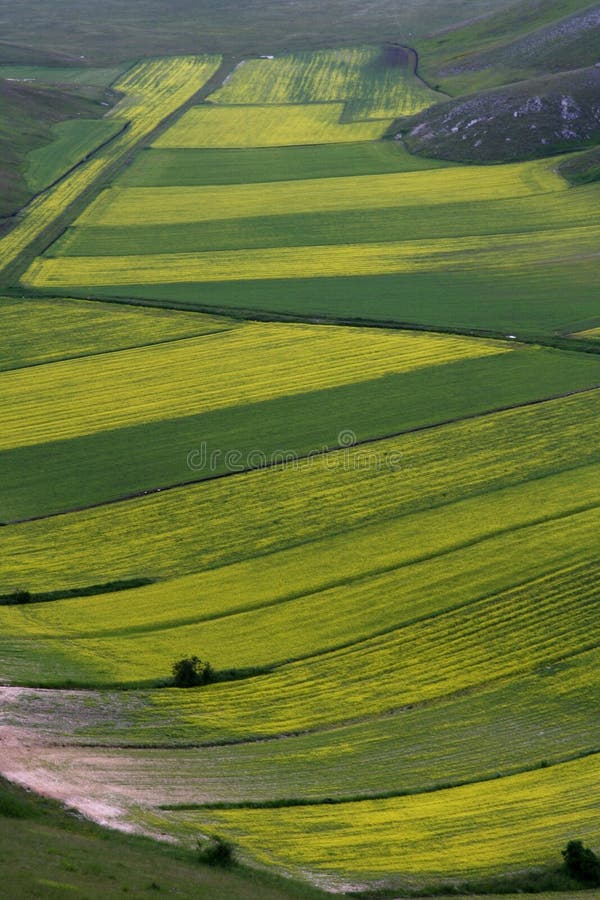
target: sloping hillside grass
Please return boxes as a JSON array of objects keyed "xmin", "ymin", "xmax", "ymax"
[
  {"xmin": 0, "ymin": 777, "xmax": 326, "ymax": 900},
  {"xmin": 0, "ymin": 0, "xmax": 518, "ymax": 63},
  {"xmin": 0, "ymin": 77, "xmax": 116, "ymax": 218},
  {"xmin": 402, "ymin": 66, "xmax": 600, "ymax": 162},
  {"xmin": 417, "ymin": 0, "xmax": 600, "ymax": 94}
]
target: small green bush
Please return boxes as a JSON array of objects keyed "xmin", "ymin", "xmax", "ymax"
[
  {"xmin": 172, "ymin": 656, "xmax": 214, "ymax": 688},
  {"xmin": 196, "ymin": 834, "xmax": 234, "ymax": 867},
  {"xmin": 0, "ymin": 786, "xmax": 35, "ymax": 819},
  {"xmin": 562, "ymin": 839, "xmax": 600, "ymax": 885}
]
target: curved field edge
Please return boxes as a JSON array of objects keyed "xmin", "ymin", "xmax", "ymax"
[{"xmin": 147, "ymin": 753, "xmax": 600, "ymax": 889}]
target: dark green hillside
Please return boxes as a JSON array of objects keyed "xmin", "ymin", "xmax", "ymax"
[
  {"xmin": 559, "ymin": 144, "xmax": 600, "ymax": 183},
  {"xmin": 418, "ymin": 0, "xmax": 600, "ymax": 94},
  {"xmin": 0, "ymin": 78, "xmax": 116, "ymax": 220},
  {"xmin": 402, "ymin": 66, "xmax": 600, "ymax": 162}
]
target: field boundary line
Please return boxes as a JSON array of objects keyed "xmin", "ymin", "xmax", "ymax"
[
  {"xmin": 158, "ymin": 748, "xmax": 600, "ymax": 811},
  {"xmin": 0, "ymin": 324, "xmax": 239, "ymax": 374},
  {"xmin": 46, "ymin": 503, "xmax": 600, "ymax": 640}
]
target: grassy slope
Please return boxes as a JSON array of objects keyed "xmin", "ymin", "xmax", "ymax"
[
  {"xmin": 0, "ymin": 1, "xmax": 517, "ymax": 63},
  {"xmin": 417, "ymin": 0, "xmax": 600, "ymax": 94},
  {"xmin": 0, "ymin": 778, "xmax": 327, "ymax": 900},
  {"xmin": 0, "ymin": 78, "xmax": 116, "ymax": 219},
  {"xmin": 559, "ymin": 143, "xmax": 600, "ymax": 183}
]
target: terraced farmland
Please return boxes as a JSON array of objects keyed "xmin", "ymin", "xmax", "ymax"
[
  {"xmin": 0, "ymin": 55, "xmax": 221, "ymax": 272},
  {"xmin": 1, "ymin": 35, "xmax": 600, "ymax": 897}
]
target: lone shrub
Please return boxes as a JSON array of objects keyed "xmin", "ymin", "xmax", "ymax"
[
  {"xmin": 172, "ymin": 656, "xmax": 214, "ymax": 688},
  {"xmin": 196, "ymin": 834, "xmax": 234, "ymax": 867},
  {"xmin": 562, "ymin": 840, "xmax": 600, "ymax": 885}
]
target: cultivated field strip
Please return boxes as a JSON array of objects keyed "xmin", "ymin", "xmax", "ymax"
[
  {"xmin": 0, "ymin": 56, "xmax": 221, "ymax": 272},
  {"xmin": 18, "ymin": 645, "xmax": 599, "ymax": 802},
  {"xmin": 53, "ymin": 182, "xmax": 600, "ymax": 257},
  {"xmin": 0, "ymin": 297, "xmax": 235, "ymax": 370},
  {"xmin": 0, "ymin": 324, "xmax": 505, "ymax": 450},
  {"xmin": 8, "ymin": 345, "xmax": 598, "ymax": 522},
  {"xmin": 209, "ymin": 46, "xmax": 442, "ymax": 118},
  {"xmin": 70, "ymin": 160, "xmax": 565, "ymax": 227},
  {"xmin": 27, "ymin": 224, "xmax": 600, "ymax": 288},
  {"xmin": 146, "ymin": 557, "xmax": 600, "ymax": 739},
  {"xmin": 1, "ymin": 391, "xmax": 599, "ymax": 592},
  {"xmin": 153, "ymin": 103, "xmax": 388, "ymax": 148},
  {"xmin": 161, "ymin": 754, "xmax": 600, "ymax": 881},
  {"xmin": 1, "ymin": 504, "xmax": 598, "ymax": 687},
  {"xmin": 2, "ymin": 462, "xmax": 597, "ymax": 637},
  {"xmin": 117, "ymin": 142, "xmax": 451, "ymax": 189}
]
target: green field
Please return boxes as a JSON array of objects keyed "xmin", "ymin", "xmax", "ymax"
[
  {"xmin": 2, "ymin": 339, "xmax": 600, "ymax": 520},
  {"xmin": 25, "ymin": 118, "xmax": 124, "ymax": 192},
  {"xmin": 118, "ymin": 142, "xmax": 453, "ymax": 188},
  {"xmin": 32, "ymin": 144, "xmax": 600, "ymax": 337}
]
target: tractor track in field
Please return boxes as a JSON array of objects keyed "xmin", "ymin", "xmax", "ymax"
[{"xmin": 4, "ymin": 381, "xmax": 600, "ymax": 526}]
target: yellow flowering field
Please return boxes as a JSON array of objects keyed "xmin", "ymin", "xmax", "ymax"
[
  {"xmin": 210, "ymin": 46, "xmax": 442, "ymax": 118},
  {"xmin": 153, "ymin": 102, "xmax": 387, "ymax": 149},
  {"xmin": 0, "ymin": 323, "xmax": 504, "ymax": 450},
  {"xmin": 25, "ymin": 223, "xmax": 600, "ymax": 288},
  {"xmin": 2, "ymin": 501, "xmax": 597, "ymax": 688},
  {"xmin": 71, "ymin": 158, "xmax": 565, "ymax": 227},
  {"xmin": 1, "ymin": 389, "xmax": 599, "ymax": 593},
  {"xmin": 165, "ymin": 754, "xmax": 600, "ymax": 881}
]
